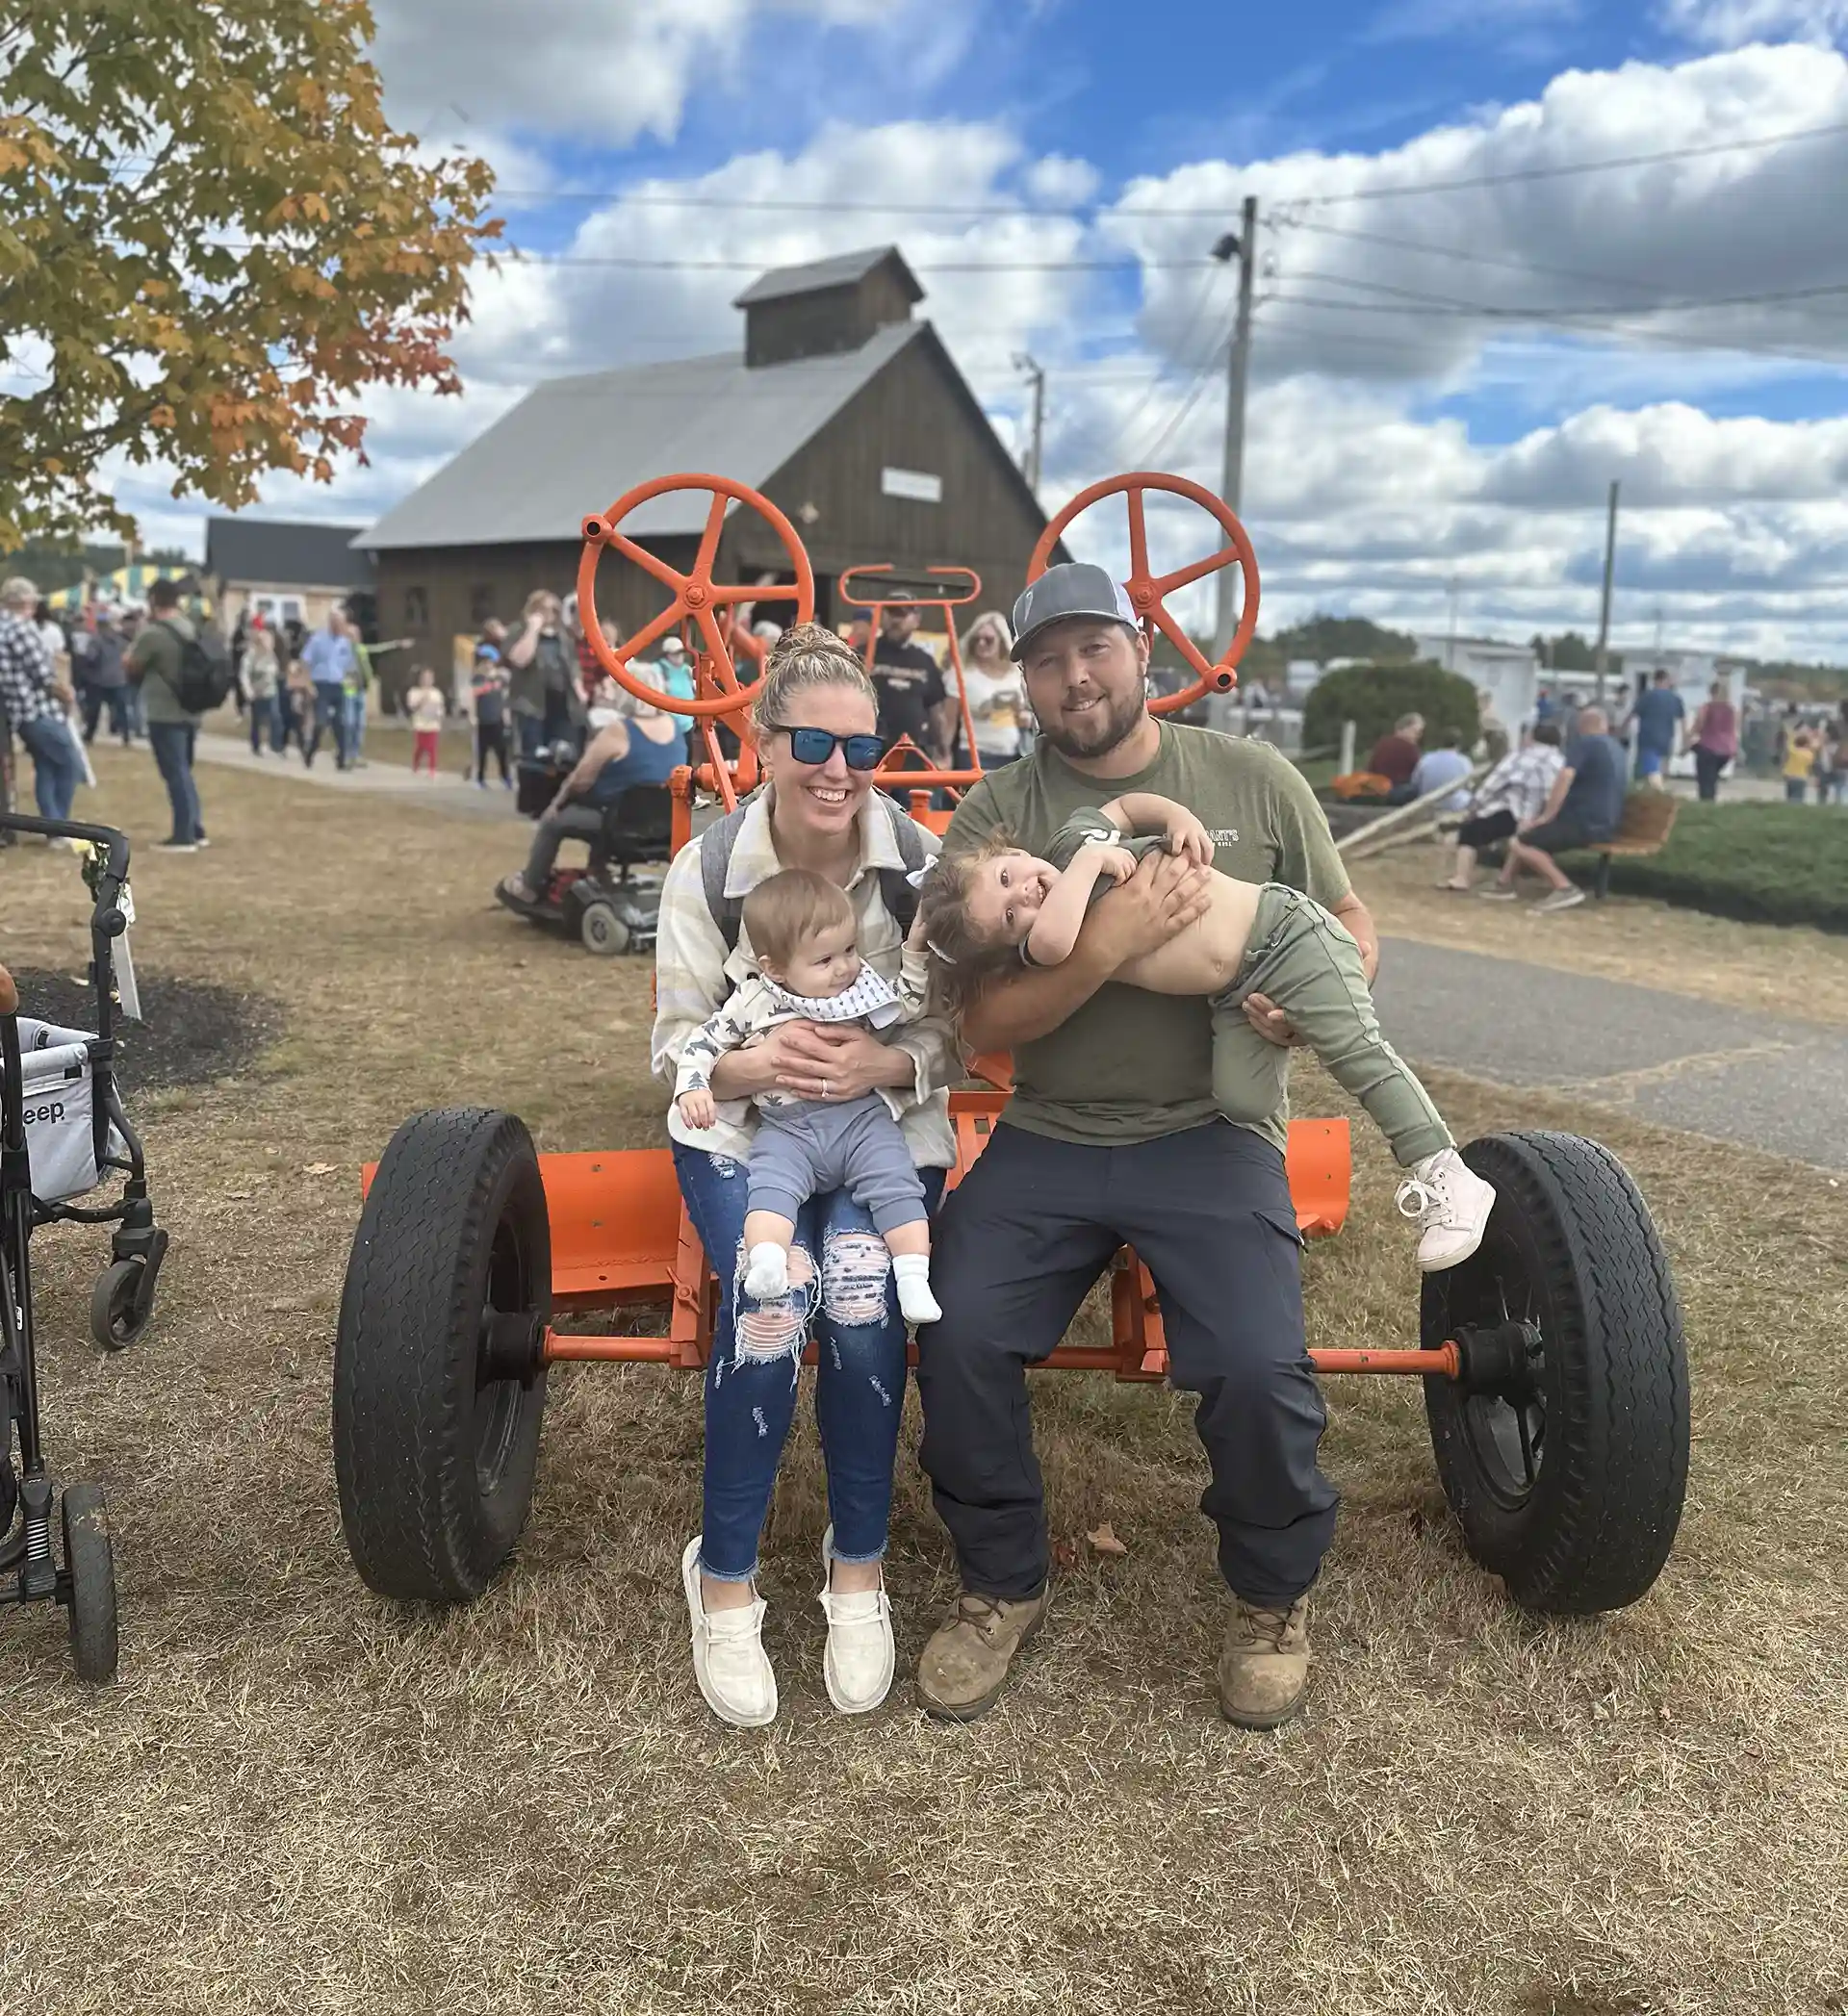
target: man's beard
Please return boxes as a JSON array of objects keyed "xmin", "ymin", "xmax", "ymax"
[{"xmin": 1033, "ymin": 683, "xmax": 1147, "ymax": 762}]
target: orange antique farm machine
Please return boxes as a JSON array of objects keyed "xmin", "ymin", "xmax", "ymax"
[{"xmin": 333, "ymin": 472, "xmax": 1687, "ymax": 1622}]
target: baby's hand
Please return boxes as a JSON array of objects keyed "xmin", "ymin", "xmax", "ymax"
[
  {"xmin": 678, "ymin": 1088, "xmax": 717, "ymax": 1131},
  {"xmin": 1162, "ymin": 805, "xmax": 1215, "ymax": 868},
  {"xmin": 1091, "ymin": 844, "xmax": 1142, "ymax": 885}
]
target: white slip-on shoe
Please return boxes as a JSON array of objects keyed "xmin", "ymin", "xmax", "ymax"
[
  {"xmin": 681, "ymin": 1535, "xmax": 777, "ymax": 1728},
  {"xmin": 818, "ymin": 1524, "xmax": 894, "ymax": 1715},
  {"xmin": 1397, "ymin": 1149, "xmax": 1498, "ymax": 1271}
]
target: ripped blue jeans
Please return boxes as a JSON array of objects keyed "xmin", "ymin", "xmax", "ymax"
[{"xmin": 673, "ymin": 1139, "xmax": 946, "ymax": 1582}]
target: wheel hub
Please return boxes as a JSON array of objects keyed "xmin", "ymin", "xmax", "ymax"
[
  {"xmin": 478, "ymin": 1308, "xmax": 544, "ymax": 1387},
  {"xmin": 1453, "ymin": 1319, "xmax": 1543, "ymax": 1401}
]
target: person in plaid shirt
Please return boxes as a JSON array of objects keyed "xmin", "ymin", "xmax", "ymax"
[
  {"xmin": 0, "ymin": 575, "xmax": 84, "ymax": 832},
  {"xmin": 1435, "ymin": 720, "xmax": 1566, "ymax": 892}
]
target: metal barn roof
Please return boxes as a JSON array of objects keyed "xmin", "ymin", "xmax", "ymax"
[
  {"xmin": 354, "ymin": 320, "xmax": 922, "ymax": 552},
  {"xmin": 732, "ymin": 245, "xmax": 921, "ymax": 309},
  {"xmin": 206, "ymin": 516, "xmax": 374, "ymax": 587}
]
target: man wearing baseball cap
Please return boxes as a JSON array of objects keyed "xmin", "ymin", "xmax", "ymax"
[{"xmin": 913, "ymin": 560, "xmax": 1378, "ymax": 1730}]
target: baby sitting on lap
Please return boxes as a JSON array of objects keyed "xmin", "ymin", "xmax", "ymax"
[
  {"xmin": 919, "ymin": 792, "xmax": 1496, "ymax": 1271},
  {"xmin": 675, "ymin": 868, "xmax": 941, "ymax": 1324}
]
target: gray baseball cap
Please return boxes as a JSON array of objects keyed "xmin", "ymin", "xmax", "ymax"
[{"xmin": 1009, "ymin": 562, "xmax": 1139, "ymax": 661}]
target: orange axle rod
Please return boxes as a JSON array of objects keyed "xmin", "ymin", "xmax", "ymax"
[{"xmin": 540, "ymin": 1333, "xmax": 1465, "ymax": 1378}]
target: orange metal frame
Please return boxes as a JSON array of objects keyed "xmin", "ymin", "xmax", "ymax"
[{"xmin": 438, "ymin": 471, "xmax": 1462, "ymax": 1386}]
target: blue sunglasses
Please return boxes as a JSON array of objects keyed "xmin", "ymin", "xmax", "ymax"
[{"xmin": 779, "ymin": 726, "xmax": 888, "ymax": 771}]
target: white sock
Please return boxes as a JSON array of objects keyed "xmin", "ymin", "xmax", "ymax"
[
  {"xmin": 742, "ymin": 1242, "xmax": 789, "ymax": 1298},
  {"xmin": 891, "ymin": 1251, "xmax": 941, "ymax": 1325}
]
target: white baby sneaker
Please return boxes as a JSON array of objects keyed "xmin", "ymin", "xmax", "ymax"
[{"xmin": 1396, "ymin": 1149, "xmax": 1497, "ymax": 1271}]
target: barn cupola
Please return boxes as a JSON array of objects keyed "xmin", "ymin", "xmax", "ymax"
[{"xmin": 733, "ymin": 245, "xmax": 925, "ymax": 369}]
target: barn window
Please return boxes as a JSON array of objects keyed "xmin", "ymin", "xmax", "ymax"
[
  {"xmin": 469, "ymin": 582, "xmax": 496, "ymax": 625},
  {"xmin": 404, "ymin": 585, "xmax": 429, "ymax": 630}
]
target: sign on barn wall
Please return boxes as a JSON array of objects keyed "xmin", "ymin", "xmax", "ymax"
[{"xmin": 881, "ymin": 466, "xmax": 943, "ymax": 503}]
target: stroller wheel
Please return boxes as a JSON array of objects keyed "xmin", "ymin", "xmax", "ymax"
[
  {"xmin": 90, "ymin": 1258, "xmax": 152, "ymax": 1352},
  {"xmin": 61, "ymin": 1484, "xmax": 119, "ymax": 1685}
]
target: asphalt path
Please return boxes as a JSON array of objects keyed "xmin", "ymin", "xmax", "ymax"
[
  {"xmin": 1375, "ymin": 936, "xmax": 1847, "ymax": 1172},
  {"xmin": 190, "ymin": 736, "xmax": 1846, "ymax": 1170}
]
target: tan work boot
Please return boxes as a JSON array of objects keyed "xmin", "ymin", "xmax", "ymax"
[
  {"xmin": 1217, "ymin": 1594, "xmax": 1311, "ymax": 1729},
  {"xmin": 915, "ymin": 1589, "xmax": 1048, "ymax": 1722}
]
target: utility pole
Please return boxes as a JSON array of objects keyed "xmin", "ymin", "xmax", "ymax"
[
  {"xmin": 1446, "ymin": 574, "xmax": 1462, "ymax": 672},
  {"xmin": 1210, "ymin": 193, "xmax": 1259, "ymax": 662},
  {"xmin": 1014, "ymin": 353, "xmax": 1045, "ymax": 496},
  {"xmin": 1592, "ymin": 478, "xmax": 1620, "ymax": 709}
]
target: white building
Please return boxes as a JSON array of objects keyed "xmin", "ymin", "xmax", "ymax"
[{"xmin": 1414, "ymin": 633, "xmax": 1541, "ymax": 736}]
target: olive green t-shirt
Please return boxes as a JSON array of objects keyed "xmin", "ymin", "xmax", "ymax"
[
  {"xmin": 1045, "ymin": 806, "xmax": 1168, "ymax": 889},
  {"xmin": 124, "ymin": 616, "xmax": 199, "ymax": 726},
  {"xmin": 942, "ymin": 723, "xmax": 1351, "ymax": 1150}
]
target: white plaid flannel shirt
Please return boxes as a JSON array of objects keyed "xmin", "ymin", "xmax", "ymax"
[
  {"xmin": 652, "ymin": 791, "xmax": 957, "ymax": 1165},
  {"xmin": 0, "ymin": 610, "xmax": 57, "ymax": 727}
]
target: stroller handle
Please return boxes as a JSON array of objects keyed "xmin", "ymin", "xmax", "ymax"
[{"xmin": 0, "ymin": 813, "xmax": 132, "ymax": 880}]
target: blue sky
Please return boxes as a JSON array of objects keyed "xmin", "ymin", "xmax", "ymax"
[{"xmin": 118, "ymin": 0, "xmax": 1848, "ymax": 659}]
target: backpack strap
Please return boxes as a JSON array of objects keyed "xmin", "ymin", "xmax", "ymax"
[
  {"xmin": 874, "ymin": 792, "xmax": 928, "ymax": 938},
  {"xmin": 698, "ymin": 795, "xmax": 758, "ymax": 953},
  {"xmin": 699, "ymin": 788, "xmax": 931, "ymax": 952}
]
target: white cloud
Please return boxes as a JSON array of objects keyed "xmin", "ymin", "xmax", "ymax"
[
  {"xmin": 121, "ymin": 34, "xmax": 1848, "ymax": 663},
  {"xmin": 1656, "ymin": 0, "xmax": 1848, "ymax": 46},
  {"xmin": 372, "ymin": 0, "xmax": 896, "ymax": 148},
  {"xmin": 1100, "ymin": 43, "xmax": 1848, "ymax": 390}
]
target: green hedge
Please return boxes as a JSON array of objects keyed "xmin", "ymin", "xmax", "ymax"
[
  {"xmin": 1302, "ymin": 661, "xmax": 1480, "ymax": 763},
  {"xmin": 1577, "ymin": 800, "xmax": 1848, "ymax": 931}
]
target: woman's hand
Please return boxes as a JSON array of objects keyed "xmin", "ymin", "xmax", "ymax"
[{"xmin": 767, "ymin": 1021, "xmax": 912, "ymax": 1103}]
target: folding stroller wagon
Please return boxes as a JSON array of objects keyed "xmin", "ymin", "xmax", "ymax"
[{"xmin": 1, "ymin": 814, "xmax": 167, "ymax": 1682}]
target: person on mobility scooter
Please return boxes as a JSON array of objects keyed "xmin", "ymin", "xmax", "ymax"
[{"xmin": 495, "ymin": 688, "xmax": 681, "ymax": 957}]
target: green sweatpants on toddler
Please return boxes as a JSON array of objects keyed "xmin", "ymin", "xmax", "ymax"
[{"xmin": 1211, "ymin": 884, "xmax": 1453, "ymax": 1168}]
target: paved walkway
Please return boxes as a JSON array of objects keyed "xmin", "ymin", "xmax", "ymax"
[
  {"xmin": 192, "ymin": 731, "xmax": 523, "ymax": 824},
  {"xmin": 1376, "ymin": 937, "xmax": 1848, "ymax": 1172},
  {"xmin": 191, "ymin": 735, "xmax": 1843, "ymax": 1169}
]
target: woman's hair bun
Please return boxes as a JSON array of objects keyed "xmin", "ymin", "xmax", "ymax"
[{"xmin": 763, "ymin": 622, "xmax": 854, "ymax": 672}]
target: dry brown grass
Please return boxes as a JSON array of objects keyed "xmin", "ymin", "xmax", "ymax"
[
  {"xmin": 3, "ymin": 747, "xmax": 1845, "ymax": 2015},
  {"xmin": 1355, "ymin": 838, "xmax": 1848, "ymax": 1028}
]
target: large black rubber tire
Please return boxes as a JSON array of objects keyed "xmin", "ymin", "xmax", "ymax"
[
  {"xmin": 1423, "ymin": 1131, "xmax": 1688, "ymax": 1615},
  {"xmin": 62, "ymin": 1483, "xmax": 119, "ymax": 1684},
  {"xmin": 332, "ymin": 1109, "xmax": 552, "ymax": 1603}
]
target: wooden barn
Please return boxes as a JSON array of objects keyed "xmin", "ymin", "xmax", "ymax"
[{"xmin": 353, "ymin": 246, "xmax": 1064, "ymax": 680}]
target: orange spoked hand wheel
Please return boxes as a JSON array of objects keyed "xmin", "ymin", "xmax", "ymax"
[
  {"xmin": 1028, "ymin": 472, "xmax": 1259, "ymax": 713},
  {"xmin": 578, "ymin": 474, "xmax": 815, "ymax": 717}
]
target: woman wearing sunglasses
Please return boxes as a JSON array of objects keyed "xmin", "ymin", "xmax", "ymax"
[{"xmin": 652, "ymin": 624, "xmax": 957, "ymax": 1726}]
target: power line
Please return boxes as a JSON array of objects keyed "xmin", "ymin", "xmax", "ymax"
[
  {"xmin": 1105, "ymin": 263, "xmax": 1232, "ymax": 462},
  {"xmin": 470, "ymin": 116, "xmax": 1848, "ymax": 215},
  {"xmin": 496, "ymin": 247, "xmax": 1211, "ymax": 274},
  {"xmin": 1290, "ymin": 115, "xmax": 1848, "ymax": 206},
  {"xmin": 1264, "ymin": 275, "xmax": 1848, "ymax": 319},
  {"xmin": 98, "ymin": 112, "xmax": 1845, "ymax": 226},
  {"xmin": 1276, "ymin": 214, "xmax": 1681, "ymax": 296}
]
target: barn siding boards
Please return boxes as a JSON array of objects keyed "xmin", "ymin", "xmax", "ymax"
[
  {"xmin": 373, "ymin": 536, "xmax": 697, "ymax": 702},
  {"xmin": 739, "ymin": 326, "xmax": 1063, "ymax": 617},
  {"xmin": 737, "ymin": 246, "xmax": 921, "ymax": 368}
]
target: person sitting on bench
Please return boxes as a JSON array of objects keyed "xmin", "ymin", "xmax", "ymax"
[
  {"xmin": 1480, "ymin": 705, "xmax": 1626, "ymax": 913},
  {"xmin": 499, "ymin": 690, "xmax": 682, "ymax": 906}
]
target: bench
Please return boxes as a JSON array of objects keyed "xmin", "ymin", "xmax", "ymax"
[{"xmin": 1587, "ymin": 791, "xmax": 1678, "ymax": 899}]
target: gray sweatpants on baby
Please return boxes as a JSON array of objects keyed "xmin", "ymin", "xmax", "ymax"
[{"xmin": 747, "ymin": 1091, "xmax": 930, "ymax": 1237}]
